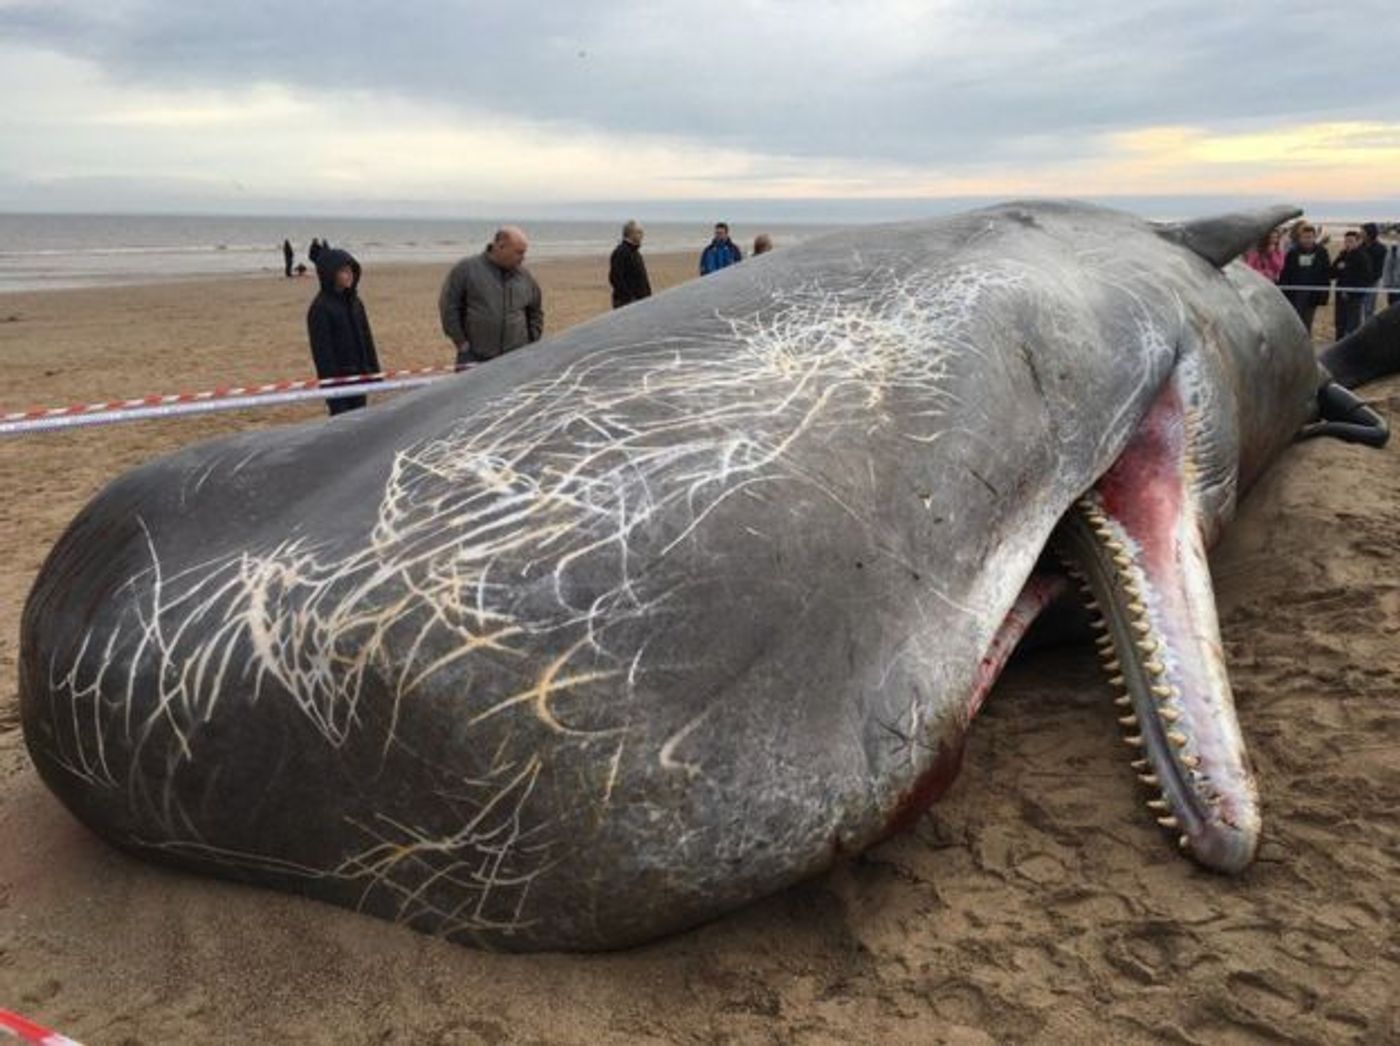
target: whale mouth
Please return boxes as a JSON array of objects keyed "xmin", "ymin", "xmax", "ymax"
[{"xmin": 1048, "ymin": 381, "xmax": 1260, "ymax": 874}]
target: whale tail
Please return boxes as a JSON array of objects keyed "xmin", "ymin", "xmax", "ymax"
[
  {"xmin": 1155, "ymin": 205, "xmax": 1303, "ymax": 268},
  {"xmin": 1297, "ymin": 303, "xmax": 1400, "ymax": 448},
  {"xmin": 1318, "ymin": 301, "xmax": 1400, "ymax": 390}
]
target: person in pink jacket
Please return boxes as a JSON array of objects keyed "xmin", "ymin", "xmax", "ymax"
[{"xmin": 1243, "ymin": 227, "xmax": 1285, "ymax": 283}]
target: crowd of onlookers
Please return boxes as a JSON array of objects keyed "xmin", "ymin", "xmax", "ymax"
[
  {"xmin": 1244, "ymin": 220, "xmax": 1399, "ymax": 338},
  {"xmin": 301, "ymin": 219, "xmax": 774, "ymax": 415}
]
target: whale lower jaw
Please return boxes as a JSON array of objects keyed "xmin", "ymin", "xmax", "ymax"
[{"xmin": 1046, "ymin": 373, "xmax": 1260, "ymax": 873}]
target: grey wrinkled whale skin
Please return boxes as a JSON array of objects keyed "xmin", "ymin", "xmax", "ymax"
[{"xmin": 22, "ymin": 201, "xmax": 1351, "ymax": 951}]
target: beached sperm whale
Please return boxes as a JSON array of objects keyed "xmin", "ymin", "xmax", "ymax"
[{"xmin": 19, "ymin": 201, "xmax": 1391, "ymax": 951}]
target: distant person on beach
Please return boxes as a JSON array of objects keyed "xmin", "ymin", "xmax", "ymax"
[
  {"xmin": 1360, "ymin": 223, "xmax": 1387, "ymax": 322},
  {"xmin": 308, "ymin": 238, "xmax": 323, "ymax": 265},
  {"xmin": 1382, "ymin": 239, "xmax": 1400, "ymax": 309},
  {"xmin": 438, "ymin": 226, "xmax": 544, "ymax": 368},
  {"xmin": 699, "ymin": 223, "xmax": 742, "ymax": 275},
  {"xmin": 1242, "ymin": 228, "xmax": 1283, "ymax": 283},
  {"xmin": 1331, "ymin": 230, "xmax": 1374, "ymax": 338},
  {"xmin": 307, "ymin": 248, "xmax": 380, "ymax": 416},
  {"xmin": 282, "ymin": 238, "xmax": 295, "ymax": 278},
  {"xmin": 609, "ymin": 220, "xmax": 652, "ymax": 308},
  {"xmin": 1278, "ymin": 223, "xmax": 1331, "ymax": 335},
  {"xmin": 752, "ymin": 233, "xmax": 773, "ymax": 256}
]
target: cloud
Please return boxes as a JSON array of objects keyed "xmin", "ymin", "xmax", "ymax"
[{"xmin": 0, "ymin": 1, "xmax": 1396, "ymax": 211}]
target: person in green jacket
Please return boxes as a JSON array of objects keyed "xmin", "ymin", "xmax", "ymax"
[{"xmin": 439, "ymin": 226, "xmax": 544, "ymax": 368}]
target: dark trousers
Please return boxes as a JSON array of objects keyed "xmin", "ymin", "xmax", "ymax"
[
  {"xmin": 1291, "ymin": 297, "xmax": 1317, "ymax": 334},
  {"xmin": 327, "ymin": 394, "xmax": 367, "ymax": 416},
  {"xmin": 1335, "ymin": 294, "xmax": 1364, "ymax": 338},
  {"xmin": 1360, "ymin": 285, "xmax": 1379, "ymax": 322}
]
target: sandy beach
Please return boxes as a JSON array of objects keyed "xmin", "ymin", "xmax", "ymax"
[{"xmin": 1, "ymin": 254, "xmax": 1397, "ymax": 1044}]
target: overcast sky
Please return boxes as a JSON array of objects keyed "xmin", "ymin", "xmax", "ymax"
[{"xmin": 1, "ymin": 0, "xmax": 1396, "ymax": 216}]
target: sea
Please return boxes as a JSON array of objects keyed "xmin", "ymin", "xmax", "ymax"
[{"xmin": 0, "ymin": 214, "xmax": 840, "ymax": 294}]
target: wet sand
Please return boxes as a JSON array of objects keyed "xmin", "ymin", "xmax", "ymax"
[{"xmin": 1, "ymin": 256, "xmax": 1397, "ymax": 1044}]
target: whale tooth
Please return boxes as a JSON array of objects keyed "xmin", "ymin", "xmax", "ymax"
[
  {"xmin": 1147, "ymin": 799, "xmax": 1169, "ymax": 811},
  {"xmin": 1139, "ymin": 773, "xmax": 1159, "ymax": 786},
  {"xmin": 1109, "ymin": 674, "xmax": 1125, "ymax": 686},
  {"xmin": 1150, "ymin": 684, "xmax": 1173, "ymax": 698},
  {"xmin": 1103, "ymin": 659, "xmax": 1120, "ymax": 672},
  {"xmin": 1118, "ymin": 714, "xmax": 1137, "ymax": 727},
  {"xmin": 1093, "ymin": 621, "xmax": 1111, "ymax": 635},
  {"xmin": 1167, "ymin": 730, "xmax": 1189, "ymax": 748},
  {"xmin": 1158, "ymin": 707, "xmax": 1181, "ymax": 723},
  {"xmin": 1157, "ymin": 816, "xmax": 1179, "ymax": 829},
  {"xmin": 1131, "ymin": 759, "xmax": 1149, "ymax": 771},
  {"xmin": 1127, "ymin": 601, "xmax": 1146, "ymax": 614},
  {"xmin": 1143, "ymin": 660, "xmax": 1165, "ymax": 675},
  {"xmin": 1113, "ymin": 554, "xmax": 1132, "ymax": 568},
  {"xmin": 1131, "ymin": 620, "xmax": 1151, "ymax": 635},
  {"xmin": 1181, "ymin": 755, "xmax": 1201, "ymax": 769},
  {"xmin": 1136, "ymin": 638, "xmax": 1157, "ymax": 653},
  {"xmin": 1114, "ymin": 695, "xmax": 1131, "ymax": 708},
  {"xmin": 1124, "ymin": 735, "xmax": 1143, "ymax": 747},
  {"xmin": 1179, "ymin": 834, "xmax": 1190, "ymax": 850},
  {"xmin": 1084, "ymin": 599, "xmax": 1100, "ymax": 612}
]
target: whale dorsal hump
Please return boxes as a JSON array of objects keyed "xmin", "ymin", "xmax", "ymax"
[{"xmin": 1156, "ymin": 205, "xmax": 1303, "ymax": 268}]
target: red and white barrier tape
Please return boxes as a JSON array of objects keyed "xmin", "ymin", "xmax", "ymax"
[
  {"xmin": 0, "ymin": 1009, "xmax": 83, "ymax": 1046},
  {"xmin": 0, "ymin": 364, "xmax": 468, "ymax": 437}
]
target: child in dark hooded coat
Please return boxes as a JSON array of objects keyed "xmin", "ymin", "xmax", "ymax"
[{"xmin": 307, "ymin": 248, "xmax": 381, "ymax": 415}]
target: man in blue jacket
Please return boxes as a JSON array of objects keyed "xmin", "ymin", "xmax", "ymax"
[{"xmin": 699, "ymin": 222, "xmax": 743, "ymax": 275}]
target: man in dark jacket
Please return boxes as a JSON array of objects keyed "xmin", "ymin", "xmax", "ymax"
[
  {"xmin": 307, "ymin": 248, "xmax": 381, "ymax": 416},
  {"xmin": 1331, "ymin": 230, "xmax": 1374, "ymax": 338},
  {"xmin": 699, "ymin": 222, "xmax": 742, "ymax": 275},
  {"xmin": 1360, "ymin": 223, "xmax": 1387, "ymax": 322},
  {"xmin": 439, "ymin": 227, "xmax": 544, "ymax": 368},
  {"xmin": 282, "ymin": 238, "xmax": 295, "ymax": 278},
  {"xmin": 609, "ymin": 220, "xmax": 652, "ymax": 308},
  {"xmin": 1278, "ymin": 223, "xmax": 1331, "ymax": 335}
]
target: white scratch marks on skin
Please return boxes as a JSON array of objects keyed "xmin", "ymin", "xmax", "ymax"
[
  {"xmin": 659, "ymin": 705, "xmax": 714, "ymax": 779},
  {"xmin": 46, "ymin": 262, "xmax": 1021, "ymax": 937}
]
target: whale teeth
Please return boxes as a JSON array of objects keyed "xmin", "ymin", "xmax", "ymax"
[
  {"xmin": 1136, "ymin": 638, "xmax": 1157, "ymax": 654},
  {"xmin": 1157, "ymin": 816, "xmax": 1179, "ymax": 829},
  {"xmin": 1084, "ymin": 599, "xmax": 1100, "ymax": 612},
  {"xmin": 1147, "ymin": 799, "xmax": 1169, "ymax": 812},
  {"xmin": 1109, "ymin": 674, "xmax": 1125, "ymax": 686},
  {"xmin": 1167, "ymin": 730, "xmax": 1189, "ymax": 748},
  {"xmin": 1114, "ymin": 695, "xmax": 1131, "ymax": 708},
  {"xmin": 1143, "ymin": 660, "xmax": 1165, "ymax": 676},
  {"xmin": 1103, "ymin": 659, "xmax": 1120, "ymax": 672},
  {"xmin": 1139, "ymin": 774, "xmax": 1159, "ymax": 787},
  {"xmin": 1124, "ymin": 735, "xmax": 1143, "ymax": 748},
  {"xmin": 1113, "ymin": 554, "xmax": 1132, "ymax": 569},
  {"xmin": 1131, "ymin": 759, "xmax": 1149, "ymax": 771},
  {"xmin": 1181, "ymin": 755, "xmax": 1201, "ymax": 769},
  {"xmin": 1158, "ymin": 707, "xmax": 1181, "ymax": 723},
  {"xmin": 1127, "ymin": 601, "xmax": 1146, "ymax": 614},
  {"xmin": 1179, "ymin": 834, "xmax": 1190, "ymax": 850},
  {"xmin": 1150, "ymin": 684, "xmax": 1173, "ymax": 698},
  {"xmin": 1130, "ymin": 620, "xmax": 1151, "ymax": 635},
  {"xmin": 1118, "ymin": 714, "xmax": 1137, "ymax": 727}
]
